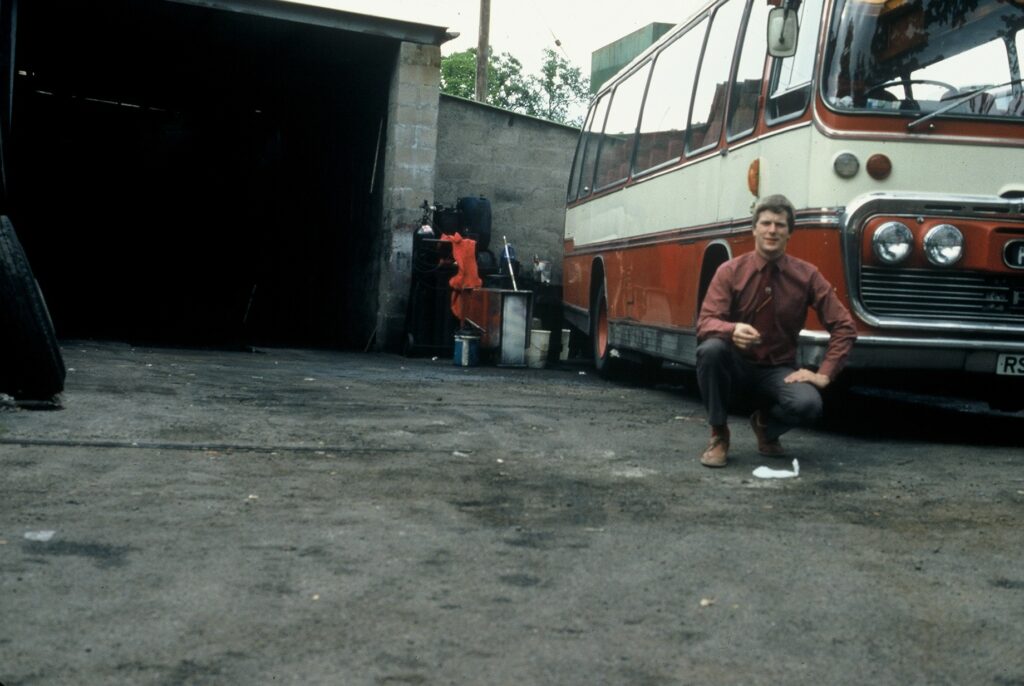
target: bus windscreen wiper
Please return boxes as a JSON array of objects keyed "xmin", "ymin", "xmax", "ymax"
[{"xmin": 907, "ymin": 79, "xmax": 1024, "ymax": 130}]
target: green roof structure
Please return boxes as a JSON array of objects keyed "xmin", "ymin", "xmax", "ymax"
[{"xmin": 590, "ymin": 22, "xmax": 674, "ymax": 93}]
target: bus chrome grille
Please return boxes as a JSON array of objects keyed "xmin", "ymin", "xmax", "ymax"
[{"xmin": 859, "ymin": 266, "xmax": 1024, "ymax": 325}]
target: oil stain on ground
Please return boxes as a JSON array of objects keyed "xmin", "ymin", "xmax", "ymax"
[{"xmin": 22, "ymin": 540, "xmax": 133, "ymax": 568}]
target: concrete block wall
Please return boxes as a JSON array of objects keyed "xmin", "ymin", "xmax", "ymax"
[
  {"xmin": 435, "ymin": 94, "xmax": 579, "ymax": 285},
  {"xmin": 376, "ymin": 41, "xmax": 442, "ymax": 352}
]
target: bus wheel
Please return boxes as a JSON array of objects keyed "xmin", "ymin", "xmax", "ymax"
[
  {"xmin": 987, "ymin": 385, "xmax": 1024, "ymax": 412},
  {"xmin": 0, "ymin": 216, "xmax": 66, "ymax": 401},
  {"xmin": 636, "ymin": 354, "xmax": 663, "ymax": 386},
  {"xmin": 591, "ymin": 283, "xmax": 619, "ymax": 377}
]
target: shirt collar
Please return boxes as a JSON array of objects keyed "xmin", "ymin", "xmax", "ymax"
[{"xmin": 754, "ymin": 252, "xmax": 788, "ymax": 273}]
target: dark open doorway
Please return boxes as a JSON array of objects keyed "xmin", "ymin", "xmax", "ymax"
[{"xmin": 10, "ymin": 0, "xmax": 395, "ymax": 348}]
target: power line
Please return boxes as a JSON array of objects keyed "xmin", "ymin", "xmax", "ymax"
[{"xmin": 526, "ymin": 0, "xmax": 571, "ymax": 60}]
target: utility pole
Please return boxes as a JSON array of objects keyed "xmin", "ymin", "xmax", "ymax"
[{"xmin": 474, "ymin": 0, "xmax": 490, "ymax": 103}]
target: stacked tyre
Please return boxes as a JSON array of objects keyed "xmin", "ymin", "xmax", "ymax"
[{"xmin": 0, "ymin": 215, "xmax": 65, "ymax": 400}]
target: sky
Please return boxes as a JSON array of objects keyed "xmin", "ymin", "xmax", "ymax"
[{"xmin": 289, "ymin": 0, "xmax": 689, "ymax": 77}]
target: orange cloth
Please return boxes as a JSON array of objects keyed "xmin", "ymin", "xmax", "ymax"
[{"xmin": 441, "ymin": 233, "xmax": 481, "ymax": 320}]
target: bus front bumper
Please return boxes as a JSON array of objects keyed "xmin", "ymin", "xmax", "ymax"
[{"xmin": 798, "ymin": 330, "xmax": 1024, "ymax": 376}]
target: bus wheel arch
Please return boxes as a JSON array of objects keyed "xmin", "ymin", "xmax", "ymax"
[
  {"xmin": 697, "ymin": 241, "xmax": 732, "ymax": 313},
  {"xmin": 589, "ymin": 257, "xmax": 606, "ymax": 320}
]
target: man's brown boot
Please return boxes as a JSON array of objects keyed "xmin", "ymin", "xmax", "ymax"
[
  {"xmin": 700, "ymin": 430, "xmax": 730, "ymax": 468},
  {"xmin": 750, "ymin": 410, "xmax": 785, "ymax": 457}
]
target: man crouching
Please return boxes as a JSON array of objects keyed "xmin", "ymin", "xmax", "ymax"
[{"xmin": 695, "ymin": 194, "xmax": 857, "ymax": 468}]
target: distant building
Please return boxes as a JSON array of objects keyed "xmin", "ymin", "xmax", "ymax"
[{"xmin": 590, "ymin": 22, "xmax": 674, "ymax": 93}]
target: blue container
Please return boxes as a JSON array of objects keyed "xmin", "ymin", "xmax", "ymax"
[{"xmin": 453, "ymin": 333, "xmax": 480, "ymax": 367}]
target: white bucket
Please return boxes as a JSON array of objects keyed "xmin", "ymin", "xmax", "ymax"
[
  {"xmin": 559, "ymin": 329, "xmax": 571, "ymax": 361},
  {"xmin": 526, "ymin": 329, "xmax": 551, "ymax": 369}
]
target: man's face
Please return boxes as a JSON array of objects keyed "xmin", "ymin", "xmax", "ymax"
[{"xmin": 753, "ymin": 209, "xmax": 791, "ymax": 261}]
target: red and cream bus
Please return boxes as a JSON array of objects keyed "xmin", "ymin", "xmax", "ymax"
[{"xmin": 562, "ymin": 0, "xmax": 1024, "ymax": 409}]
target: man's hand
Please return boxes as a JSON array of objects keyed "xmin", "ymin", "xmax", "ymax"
[
  {"xmin": 731, "ymin": 323, "xmax": 762, "ymax": 350},
  {"xmin": 784, "ymin": 368, "xmax": 830, "ymax": 389}
]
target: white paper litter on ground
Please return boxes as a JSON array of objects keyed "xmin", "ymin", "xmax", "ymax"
[
  {"xmin": 753, "ymin": 459, "xmax": 800, "ymax": 479},
  {"xmin": 24, "ymin": 530, "xmax": 56, "ymax": 542}
]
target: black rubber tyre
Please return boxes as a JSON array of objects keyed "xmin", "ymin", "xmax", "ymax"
[
  {"xmin": 591, "ymin": 282, "xmax": 620, "ymax": 378},
  {"xmin": 987, "ymin": 383, "xmax": 1024, "ymax": 413},
  {"xmin": 0, "ymin": 215, "xmax": 66, "ymax": 400},
  {"xmin": 635, "ymin": 353, "xmax": 664, "ymax": 386}
]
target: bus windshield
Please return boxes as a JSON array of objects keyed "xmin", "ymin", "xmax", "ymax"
[{"xmin": 823, "ymin": 0, "xmax": 1024, "ymax": 120}]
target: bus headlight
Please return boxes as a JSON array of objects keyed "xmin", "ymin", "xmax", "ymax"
[
  {"xmin": 923, "ymin": 224, "xmax": 964, "ymax": 266},
  {"xmin": 872, "ymin": 222, "xmax": 913, "ymax": 264}
]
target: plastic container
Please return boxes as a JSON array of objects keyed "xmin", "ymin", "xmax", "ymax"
[
  {"xmin": 456, "ymin": 196, "xmax": 492, "ymax": 250},
  {"xmin": 453, "ymin": 333, "xmax": 480, "ymax": 367},
  {"xmin": 526, "ymin": 329, "xmax": 551, "ymax": 369},
  {"xmin": 559, "ymin": 329, "xmax": 571, "ymax": 361}
]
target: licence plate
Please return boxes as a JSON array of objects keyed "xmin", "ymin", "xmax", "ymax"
[{"xmin": 996, "ymin": 353, "xmax": 1024, "ymax": 376}]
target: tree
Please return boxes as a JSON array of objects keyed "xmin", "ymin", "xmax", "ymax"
[
  {"xmin": 439, "ymin": 49, "xmax": 477, "ymax": 100},
  {"xmin": 440, "ymin": 48, "xmax": 536, "ymax": 112},
  {"xmin": 440, "ymin": 47, "xmax": 591, "ymax": 127},
  {"xmin": 489, "ymin": 52, "xmax": 538, "ymax": 114},
  {"xmin": 528, "ymin": 48, "xmax": 591, "ymax": 127}
]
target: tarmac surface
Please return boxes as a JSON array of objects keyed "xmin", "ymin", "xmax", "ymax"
[{"xmin": 1, "ymin": 340, "xmax": 1023, "ymax": 685}]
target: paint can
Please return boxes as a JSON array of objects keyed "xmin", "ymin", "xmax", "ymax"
[{"xmin": 453, "ymin": 333, "xmax": 480, "ymax": 367}]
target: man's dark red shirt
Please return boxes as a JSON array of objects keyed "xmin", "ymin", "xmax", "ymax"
[{"xmin": 697, "ymin": 251, "xmax": 857, "ymax": 381}]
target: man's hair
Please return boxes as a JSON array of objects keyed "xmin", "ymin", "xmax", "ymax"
[{"xmin": 753, "ymin": 194, "xmax": 796, "ymax": 232}]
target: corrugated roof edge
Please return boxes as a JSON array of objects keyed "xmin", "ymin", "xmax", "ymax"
[{"xmin": 166, "ymin": 0, "xmax": 457, "ymax": 46}]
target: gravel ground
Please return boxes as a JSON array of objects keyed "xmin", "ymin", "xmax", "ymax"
[{"xmin": 1, "ymin": 341, "xmax": 1022, "ymax": 685}]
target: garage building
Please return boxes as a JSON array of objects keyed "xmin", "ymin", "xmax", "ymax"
[{"xmin": 3, "ymin": 0, "xmax": 449, "ymax": 350}]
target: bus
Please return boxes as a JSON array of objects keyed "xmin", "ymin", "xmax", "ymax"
[{"xmin": 562, "ymin": 0, "xmax": 1024, "ymax": 410}]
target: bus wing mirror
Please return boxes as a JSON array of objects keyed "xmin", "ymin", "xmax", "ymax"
[{"xmin": 767, "ymin": 7, "xmax": 799, "ymax": 58}]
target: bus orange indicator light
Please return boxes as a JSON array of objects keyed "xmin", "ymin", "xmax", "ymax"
[
  {"xmin": 747, "ymin": 158, "xmax": 760, "ymax": 196},
  {"xmin": 867, "ymin": 154, "xmax": 892, "ymax": 180}
]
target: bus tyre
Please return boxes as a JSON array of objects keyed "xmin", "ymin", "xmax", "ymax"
[
  {"xmin": 0, "ymin": 216, "xmax": 66, "ymax": 400},
  {"xmin": 591, "ymin": 282, "xmax": 620, "ymax": 378},
  {"xmin": 987, "ymin": 384, "xmax": 1023, "ymax": 412},
  {"xmin": 637, "ymin": 354, "xmax": 663, "ymax": 386}
]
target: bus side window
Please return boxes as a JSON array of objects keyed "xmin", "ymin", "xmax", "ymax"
[
  {"xmin": 687, "ymin": 0, "xmax": 745, "ymax": 155},
  {"xmin": 567, "ymin": 106, "xmax": 596, "ymax": 202},
  {"xmin": 635, "ymin": 18, "xmax": 708, "ymax": 175},
  {"xmin": 766, "ymin": 0, "xmax": 825, "ymax": 123},
  {"xmin": 726, "ymin": 0, "xmax": 770, "ymax": 140},
  {"xmin": 1015, "ymin": 31, "xmax": 1024, "ymax": 116},
  {"xmin": 593, "ymin": 62, "xmax": 651, "ymax": 190},
  {"xmin": 572, "ymin": 93, "xmax": 612, "ymax": 200}
]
